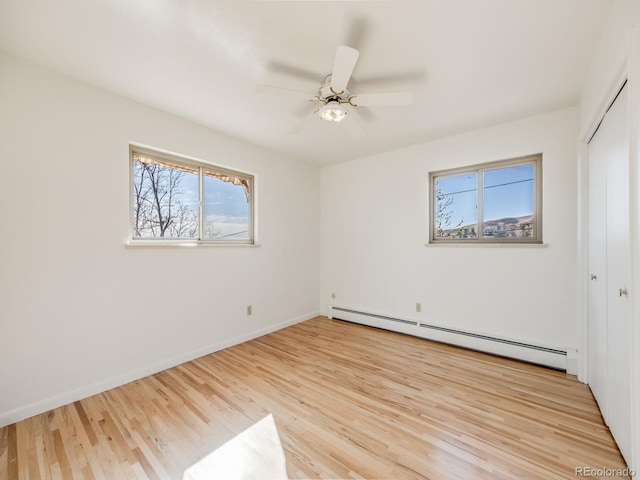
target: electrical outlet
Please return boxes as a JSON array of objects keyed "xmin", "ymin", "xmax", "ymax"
[
  {"xmin": 331, "ymin": 293, "xmax": 336, "ymax": 299},
  {"xmin": 247, "ymin": 305, "xmax": 252, "ymax": 316},
  {"xmin": 416, "ymin": 303, "xmax": 422, "ymax": 313}
]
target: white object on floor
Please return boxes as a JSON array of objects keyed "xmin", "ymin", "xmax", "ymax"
[{"xmin": 183, "ymin": 414, "xmax": 289, "ymax": 480}]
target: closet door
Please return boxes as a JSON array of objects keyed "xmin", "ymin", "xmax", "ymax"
[
  {"xmin": 587, "ymin": 84, "xmax": 631, "ymax": 465},
  {"xmin": 603, "ymin": 85, "xmax": 631, "ymax": 464},
  {"xmin": 587, "ymin": 120, "xmax": 608, "ymax": 419}
]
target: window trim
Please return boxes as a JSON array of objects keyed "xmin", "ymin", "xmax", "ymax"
[
  {"xmin": 129, "ymin": 144, "xmax": 255, "ymax": 245},
  {"xmin": 429, "ymin": 154, "xmax": 542, "ymax": 244}
]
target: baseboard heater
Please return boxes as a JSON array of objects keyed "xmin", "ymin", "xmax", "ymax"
[{"xmin": 331, "ymin": 306, "xmax": 567, "ymax": 371}]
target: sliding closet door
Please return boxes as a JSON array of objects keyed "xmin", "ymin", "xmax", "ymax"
[{"xmin": 587, "ymin": 84, "xmax": 631, "ymax": 465}]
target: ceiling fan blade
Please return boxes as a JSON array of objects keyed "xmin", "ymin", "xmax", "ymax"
[
  {"xmin": 352, "ymin": 71, "xmax": 427, "ymax": 91},
  {"xmin": 353, "ymin": 105, "xmax": 376, "ymax": 123},
  {"xmin": 266, "ymin": 60, "xmax": 323, "ymax": 84},
  {"xmin": 330, "ymin": 46, "xmax": 359, "ymax": 93},
  {"xmin": 288, "ymin": 110, "xmax": 318, "ymax": 135},
  {"xmin": 257, "ymin": 85, "xmax": 316, "ymax": 100},
  {"xmin": 292, "ymin": 101, "xmax": 318, "ymax": 119},
  {"xmin": 350, "ymin": 92, "xmax": 414, "ymax": 107},
  {"xmin": 343, "ymin": 114, "xmax": 365, "ymax": 139}
]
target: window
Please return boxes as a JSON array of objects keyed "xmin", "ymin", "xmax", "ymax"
[
  {"xmin": 430, "ymin": 154, "xmax": 542, "ymax": 243},
  {"xmin": 130, "ymin": 146, "xmax": 254, "ymax": 244}
]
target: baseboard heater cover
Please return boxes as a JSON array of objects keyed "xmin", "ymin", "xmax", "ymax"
[
  {"xmin": 418, "ymin": 323, "xmax": 566, "ymax": 355},
  {"xmin": 330, "ymin": 306, "xmax": 567, "ymax": 370},
  {"xmin": 332, "ymin": 307, "xmax": 418, "ymax": 326}
]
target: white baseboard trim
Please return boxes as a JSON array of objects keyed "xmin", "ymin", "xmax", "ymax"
[
  {"xmin": 0, "ymin": 311, "xmax": 318, "ymax": 428},
  {"xmin": 329, "ymin": 305, "xmax": 568, "ymax": 371}
]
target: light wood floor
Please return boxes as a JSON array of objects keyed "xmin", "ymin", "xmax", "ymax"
[{"xmin": 0, "ymin": 317, "xmax": 629, "ymax": 480}]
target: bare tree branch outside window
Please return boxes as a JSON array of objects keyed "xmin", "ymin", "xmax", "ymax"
[
  {"xmin": 435, "ymin": 188, "xmax": 463, "ymax": 238},
  {"xmin": 133, "ymin": 160, "xmax": 197, "ymax": 238}
]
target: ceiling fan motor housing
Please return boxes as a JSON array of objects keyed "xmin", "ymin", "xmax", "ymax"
[{"xmin": 319, "ymin": 84, "xmax": 351, "ymax": 104}]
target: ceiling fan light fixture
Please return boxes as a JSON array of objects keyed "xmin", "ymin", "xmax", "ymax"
[{"xmin": 319, "ymin": 102, "xmax": 347, "ymax": 122}]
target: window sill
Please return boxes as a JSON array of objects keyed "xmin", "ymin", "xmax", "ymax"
[
  {"xmin": 126, "ymin": 241, "xmax": 261, "ymax": 248},
  {"xmin": 425, "ymin": 242, "xmax": 548, "ymax": 248}
]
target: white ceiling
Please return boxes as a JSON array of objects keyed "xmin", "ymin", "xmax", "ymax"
[{"xmin": 0, "ymin": 0, "xmax": 612, "ymax": 165}]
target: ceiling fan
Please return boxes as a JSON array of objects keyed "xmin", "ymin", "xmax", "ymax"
[{"xmin": 257, "ymin": 46, "xmax": 414, "ymax": 139}]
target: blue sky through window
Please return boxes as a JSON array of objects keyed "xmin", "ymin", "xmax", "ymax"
[
  {"xmin": 435, "ymin": 163, "xmax": 534, "ymax": 228},
  {"xmin": 179, "ymin": 174, "xmax": 249, "ymax": 222},
  {"xmin": 435, "ymin": 172, "xmax": 477, "ymax": 228},
  {"xmin": 180, "ymin": 172, "xmax": 249, "ymax": 239},
  {"xmin": 483, "ymin": 164, "xmax": 534, "ymax": 222}
]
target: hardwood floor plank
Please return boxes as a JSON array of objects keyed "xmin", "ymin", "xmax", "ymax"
[
  {"xmin": 6, "ymin": 424, "xmax": 18, "ymax": 480},
  {"xmin": 34, "ymin": 435, "xmax": 52, "ymax": 480},
  {"xmin": 72, "ymin": 402, "xmax": 98, "ymax": 448},
  {"xmin": 0, "ymin": 317, "xmax": 630, "ymax": 479},
  {"xmin": 51, "ymin": 429, "xmax": 73, "ymax": 480}
]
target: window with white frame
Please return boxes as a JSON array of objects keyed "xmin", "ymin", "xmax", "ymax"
[
  {"xmin": 430, "ymin": 154, "xmax": 542, "ymax": 243},
  {"xmin": 130, "ymin": 146, "xmax": 254, "ymax": 244}
]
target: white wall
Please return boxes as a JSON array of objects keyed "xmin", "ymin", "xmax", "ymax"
[
  {"xmin": 320, "ymin": 108, "xmax": 578, "ymax": 356},
  {"xmin": 579, "ymin": 0, "xmax": 639, "ymax": 139},
  {"xmin": 577, "ymin": 0, "xmax": 640, "ymax": 469},
  {"xmin": 0, "ymin": 53, "xmax": 320, "ymax": 427}
]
